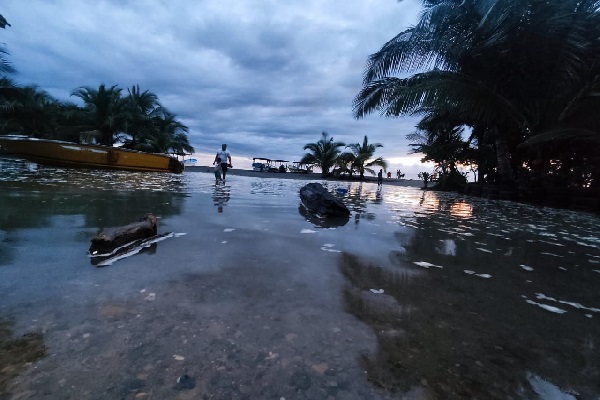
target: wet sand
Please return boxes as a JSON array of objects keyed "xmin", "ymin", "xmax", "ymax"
[{"xmin": 185, "ymin": 166, "xmax": 424, "ymax": 188}]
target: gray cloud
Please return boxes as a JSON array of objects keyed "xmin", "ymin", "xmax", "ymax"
[{"xmin": 2, "ymin": 0, "xmax": 425, "ymax": 173}]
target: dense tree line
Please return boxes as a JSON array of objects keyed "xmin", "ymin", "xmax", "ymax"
[
  {"xmin": 354, "ymin": 0, "xmax": 600, "ymax": 190},
  {"xmin": 0, "ymin": 15, "xmax": 193, "ymax": 155}
]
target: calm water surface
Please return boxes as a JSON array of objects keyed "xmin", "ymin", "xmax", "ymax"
[{"xmin": 0, "ymin": 158, "xmax": 598, "ymax": 399}]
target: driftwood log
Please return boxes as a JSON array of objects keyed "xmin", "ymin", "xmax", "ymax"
[
  {"xmin": 89, "ymin": 214, "xmax": 158, "ymax": 255},
  {"xmin": 299, "ymin": 182, "xmax": 350, "ymax": 218}
]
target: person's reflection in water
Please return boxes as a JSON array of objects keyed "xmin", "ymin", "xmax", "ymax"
[{"xmin": 213, "ymin": 183, "xmax": 231, "ymax": 213}]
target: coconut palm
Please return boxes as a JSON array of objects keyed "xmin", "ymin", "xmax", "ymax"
[
  {"xmin": 353, "ymin": 0, "xmax": 600, "ymax": 185},
  {"xmin": 71, "ymin": 84, "xmax": 125, "ymax": 145},
  {"xmin": 0, "ymin": 15, "xmax": 15, "ymax": 75},
  {"xmin": 122, "ymin": 84, "xmax": 160, "ymax": 149},
  {"xmin": 0, "ymin": 80, "xmax": 62, "ymax": 137},
  {"xmin": 300, "ymin": 132, "xmax": 345, "ymax": 177},
  {"xmin": 146, "ymin": 108, "xmax": 194, "ymax": 154},
  {"xmin": 346, "ymin": 135, "xmax": 387, "ymax": 179}
]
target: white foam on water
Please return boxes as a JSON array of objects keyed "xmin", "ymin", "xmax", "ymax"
[
  {"xmin": 476, "ymin": 247, "xmax": 493, "ymax": 253},
  {"xmin": 224, "ymin": 228, "xmax": 235, "ymax": 232},
  {"xmin": 558, "ymin": 267, "xmax": 567, "ymax": 271},
  {"xmin": 526, "ymin": 300, "xmax": 567, "ymax": 314},
  {"xmin": 576, "ymin": 242, "xmax": 596, "ymax": 248},
  {"xmin": 593, "ymin": 269, "xmax": 600, "ymax": 274},
  {"xmin": 369, "ymin": 289, "xmax": 384, "ymax": 294},
  {"xmin": 321, "ymin": 244, "xmax": 341, "ymax": 253},
  {"xmin": 300, "ymin": 229, "xmax": 317, "ymax": 234},
  {"xmin": 539, "ymin": 240, "xmax": 565, "ymax": 247},
  {"xmin": 536, "ymin": 293, "xmax": 600, "ymax": 313},
  {"xmin": 520, "ymin": 264, "xmax": 534, "ymax": 271},
  {"xmin": 541, "ymin": 252, "xmax": 562, "ymax": 257},
  {"xmin": 589, "ymin": 260, "xmax": 599, "ymax": 264},
  {"xmin": 414, "ymin": 261, "xmax": 442, "ymax": 269},
  {"xmin": 464, "ymin": 270, "xmax": 492, "ymax": 278},
  {"xmin": 221, "ymin": 241, "xmax": 227, "ymax": 244}
]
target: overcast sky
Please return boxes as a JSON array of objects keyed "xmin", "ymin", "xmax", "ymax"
[{"xmin": 2, "ymin": 0, "xmax": 428, "ymax": 175}]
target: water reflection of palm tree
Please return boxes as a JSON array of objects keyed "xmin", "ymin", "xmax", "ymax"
[{"xmin": 213, "ymin": 183, "xmax": 231, "ymax": 213}]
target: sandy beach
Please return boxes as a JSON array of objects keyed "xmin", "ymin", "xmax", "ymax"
[{"xmin": 185, "ymin": 165, "xmax": 424, "ymax": 188}]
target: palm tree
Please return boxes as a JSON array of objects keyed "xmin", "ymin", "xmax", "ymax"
[
  {"xmin": 0, "ymin": 80, "xmax": 62, "ymax": 137},
  {"xmin": 122, "ymin": 84, "xmax": 160, "ymax": 149},
  {"xmin": 71, "ymin": 84, "xmax": 125, "ymax": 145},
  {"xmin": 0, "ymin": 15, "xmax": 15, "ymax": 75},
  {"xmin": 300, "ymin": 132, "xmax": 345, "ymax": 177},
  {"xmin": 146, "ymin": 108, "xmax": 194, "ymax": 154},
  {"xmin": 353, "ymin": 0, "xmax": 600, "ymax": 185},
  {"xmin": 346, "ymin": 135, "xmax": 387, "ymax": 179}
]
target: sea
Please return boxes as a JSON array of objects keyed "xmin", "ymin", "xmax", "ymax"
[{"xmin": 0, "ymin": 157, "xmax": 598, "ymax": 400}]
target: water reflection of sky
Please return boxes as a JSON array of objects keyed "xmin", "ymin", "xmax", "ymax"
[{"xmin": 0, "ymin": 158, "xmax": 599, "ymax": 399}]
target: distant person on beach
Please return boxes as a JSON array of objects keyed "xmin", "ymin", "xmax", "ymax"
[
  {"xmin": 378, "ymin": 169, "xmax": 383, "ymax": 186},
  {"xmin": 214, "ymin": 144, "xmax": 232, "ymax": 180},
  {"xmin": 387, "ymin": 171, "xmax": 392, "ymax": 179},
  {"xmin": 396, "ymin": 169, "xmax": 401, "ymax": 179}
]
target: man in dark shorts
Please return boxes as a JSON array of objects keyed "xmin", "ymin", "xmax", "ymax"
[{"xmin": 214, "ymin": 144, "xmax": 232, "ymax": 180}]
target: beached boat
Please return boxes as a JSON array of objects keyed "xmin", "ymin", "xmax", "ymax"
[{"xmin": 0, "ymin": 135, "xmax": 184, "ymax": 173}]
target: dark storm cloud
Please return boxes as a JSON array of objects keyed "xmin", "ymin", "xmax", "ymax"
[{"xmin": 2, "ymin": 0, "xmax": 424, "ymax": 170}]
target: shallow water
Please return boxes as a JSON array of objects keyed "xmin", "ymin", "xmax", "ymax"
[{"xmin": 0, "ymin": 158, "xmax": 598, "ymax": 399}]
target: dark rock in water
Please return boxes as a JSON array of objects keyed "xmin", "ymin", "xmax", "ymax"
[
  {"xmin": 298, "ymin": 205, "xmax": 349, "ymax": 228},
  {"xmin": 174, "ymin": 374, "xmax": 196, "ymax": 390},
  {"xmin": 299, "ymin": 183, "xmax": 350, "ymax": 218},
  {"xmin": 89, "ymin": 214, "xmax": 158, "ymax": 255}
]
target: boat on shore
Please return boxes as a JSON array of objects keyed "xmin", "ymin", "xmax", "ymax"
[{"xmin": 0, "ymin": 135, "xmax": 184, "ymax": 173}]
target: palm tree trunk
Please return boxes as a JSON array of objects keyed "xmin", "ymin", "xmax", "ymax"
[{"xmin": 494, "ymin": 128, "xmax": 513, "ymax": 184}]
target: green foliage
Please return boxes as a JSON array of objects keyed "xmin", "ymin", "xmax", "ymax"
[
  {"xmin": 301, "ymin": 132, "xmax": 345, "ymax": 177},
  {"xmin": 346, "ymin": 135, "xmax": 387, "ymax": 179},
  {"xmin": 354, "ymin": 0, "xmax": 600, "ymax": 188},
  {"xmin": 0, "ymin": 80, "xmax": 193, "ymax": 155}
]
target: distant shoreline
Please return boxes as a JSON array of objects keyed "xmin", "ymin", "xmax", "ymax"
[{"xmin": 184, "ymin": 165, "xmax": 424, "ymax": 188}]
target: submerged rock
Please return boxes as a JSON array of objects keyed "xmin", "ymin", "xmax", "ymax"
[{"xmin": 299, "ymin": 183, "xmax": 350, "ymax": 218}]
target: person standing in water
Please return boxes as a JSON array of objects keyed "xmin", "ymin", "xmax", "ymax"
[
  {"xmin": 377, "ymin": 169, "xmax": 383, "ymax": 186},
  {"xmin": 214, "ymin": 144, "xmax": 232, "ymax": 180}
]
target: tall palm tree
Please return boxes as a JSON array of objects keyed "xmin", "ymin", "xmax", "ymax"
[
  {"xmin": 71, "ymin": 84, "xmax": 125, "ymax": 145},
  {"xmin": 122, "ymin": 84, "xmax": 160, "ymax": 149},
  {"xmin": 300, "ymin": 132, "xmax": 345, "ymax": 177},
  {"xmin": 353, "ymin": 0, "xmax": 600, "ymax": 185},
  {"xmin": 346, "ymin": 135, "xmax": 387, "ymax": 179}
]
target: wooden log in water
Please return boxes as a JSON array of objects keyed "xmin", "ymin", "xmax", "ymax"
[{"xmin": 89, "ymin": 214, "xmax": 158, "ymax": 255}]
